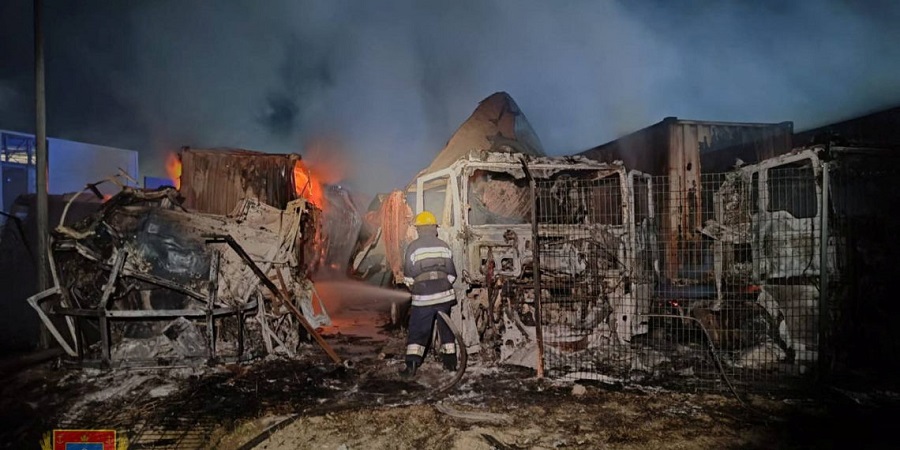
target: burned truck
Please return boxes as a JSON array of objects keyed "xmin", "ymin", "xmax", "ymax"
[
  {"xmin": 351, "ymin": 92, "xmax": 659, "ymax": 369},
  {"xmin": 28, "ymin": 149, "xmax": 343, "ymax": 368},
  {"xmin": 355, "ymin": 147, "xmax": 658, "ymax": 368},
  {"xmin": 696, "ymin": 144, "xmax": 900, "ymax": 373}
]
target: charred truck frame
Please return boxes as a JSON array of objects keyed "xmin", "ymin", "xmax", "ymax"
[
  {"xmin": 700, "ymin": 144, "xmax": 900, "ymax": 377},
  {"xmin": 402, "ymin": 148, "xmax": 658, "ymax": 369},
  {"xmin": 28, "ymin": 148, "xmax": 341, "ymax": 368}
]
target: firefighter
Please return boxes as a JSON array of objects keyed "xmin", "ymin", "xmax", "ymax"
[{"xmin": 399, "ymin": 210, "xmax": 458, "ymax": 378}]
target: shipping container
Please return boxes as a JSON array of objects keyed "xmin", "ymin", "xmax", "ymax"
[
  {"xmin": 177, "ymin": 147, "xmax": 363, "ymax": 273},
  {"xmin": 178, "ymin": 147, "xmax": 300, "ymax": 215},
  {"xmin": 577, "ymin": 118, "xmax": 793, "ymax": 280}
]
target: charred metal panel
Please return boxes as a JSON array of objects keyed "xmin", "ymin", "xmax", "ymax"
[
  {"xmin": 665, "ymin": 123, "xmax": 703, "ymax": 281},
  {"xmin": 320, "ymin": 185, "xmax": 363, "ymax": 273},
  {"xmin": 579, "ymin": 118, "xmax": 793, "ymax": 175},
  {"xmin": 699, "ymin": 122, "xmax": 795, "ymax": 172},
  {"xmin": 179, "ymin": 147, "xmax": 300, "ymax": 215},
  {"xmin": 578, "ymin": 119, "xmax": 670, "ymax": 175}
]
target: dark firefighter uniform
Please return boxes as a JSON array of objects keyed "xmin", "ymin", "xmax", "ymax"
[{"xmin": 399, "ymin": 211, "xmax": 458, "ymax": 378}]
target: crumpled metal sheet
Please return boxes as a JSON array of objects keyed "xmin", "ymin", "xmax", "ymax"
[{"xmin": 320, "ymin": 185, "xmax": 362, "ymax": 273}]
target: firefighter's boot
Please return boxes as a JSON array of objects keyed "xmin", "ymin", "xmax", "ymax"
[
  {"xmin": 399, "ymin": 360, "xmax": 418, "ymax": 379},
  {"xmin": 441, "ymin": 353, "xmax": 457, "ymax": 372}
]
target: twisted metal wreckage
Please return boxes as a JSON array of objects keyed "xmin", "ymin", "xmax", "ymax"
[
  {"xmin": 351, "ymin": 93, "xmax": 856, "ymax": 385},
  {"xmin": 350, "ymin": 92, "xmax": 660, "ymax": 376},
  {"xmin": 352, "ymin": 149, "xmax": 657, "ymax": 367},
  {"xmin": 27, "ymin": 174, "xmax": 340, "ymax": 368},
  {"xmin": 26, "ymin": 90, "xmax": 861, "ymax": 388}
]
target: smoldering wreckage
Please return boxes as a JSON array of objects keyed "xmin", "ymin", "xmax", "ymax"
[
  {"xmin": 28, "ymin": 93, "xmax": 840, "ymax": 378},
  {"xmin": 13, "ymin": 92, "xmax": 900, "ymax": 446}
]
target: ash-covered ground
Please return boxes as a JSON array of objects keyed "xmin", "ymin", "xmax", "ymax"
[{"xmin": 1, "ymin": 283, "xmax": 898, "ymax": 449}]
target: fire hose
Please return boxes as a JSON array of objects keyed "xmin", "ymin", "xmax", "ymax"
[{"xmin": 432, "ymin": 310, "xmax": 468, "ymax": 395}]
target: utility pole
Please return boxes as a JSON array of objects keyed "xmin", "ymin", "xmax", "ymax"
[{"xmin": 35, "ymin": 0, "xmax": 50, "ymax": 348}]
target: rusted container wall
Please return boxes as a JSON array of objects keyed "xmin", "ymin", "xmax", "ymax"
[
  {"xmin": 180, "ymin": 147, "xmax": 299, "ymax": 215},
  {"xmin": 578, "ymin": 119, "xmax": 670, "ymax": 175},
  {"xmin": 578, "ymin": 118, "xmax": 793, "ymax": 280}
]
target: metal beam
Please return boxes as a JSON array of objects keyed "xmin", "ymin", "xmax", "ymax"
[
  {"xmin": 207, "ymin": 251, "xmax": 219, "ymax": 361},
  {"xmin": 34, "ymin": 0, "xmax": 51, "ymax": 348},
  {"xmin": 206, "ymin": 234, "xmax": 342, "ymax": 364}
]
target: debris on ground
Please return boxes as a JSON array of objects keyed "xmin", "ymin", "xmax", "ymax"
[{"xmin": 3, "ymin": 311, "xmax": 899, "ymax": 450}]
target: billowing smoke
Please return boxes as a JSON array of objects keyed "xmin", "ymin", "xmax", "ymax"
[{"xmin": 1, "ymin": 0, "xmax": 900, "ymax": 194}]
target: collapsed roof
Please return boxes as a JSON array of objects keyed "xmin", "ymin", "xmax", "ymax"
[{"xmin": 417, "ymin": 92, "xmax": 546, "ymax": 177}]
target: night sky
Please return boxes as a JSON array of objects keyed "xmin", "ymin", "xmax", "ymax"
[{"xmin": 2, "ymin": 0, "xmax": 900, "ymax": 194}]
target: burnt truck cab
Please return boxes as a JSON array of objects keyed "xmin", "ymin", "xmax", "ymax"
[
  {"xmin": 704, "ymin": 144, "xmax": 900, "ymax": 370},
  {"xmin": 646, "ymin": 148, "xmax": 832, "ymax": 368},
  {"xmin": 695, "ymin": 146, "xmax": 837, "ymax": 369},
  {"xmin": 408, "ymin": 149, "xmax": 658, "ymax": 364}
]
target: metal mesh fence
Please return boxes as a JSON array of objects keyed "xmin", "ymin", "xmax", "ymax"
[{"xmin": 534, "ymin": 160, "xmax": 840, "ymax": 391}]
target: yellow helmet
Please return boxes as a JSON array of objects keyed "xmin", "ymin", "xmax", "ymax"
[{"xmin": 414, "ymin": 211, "xmax": 438, "ymax": 226}]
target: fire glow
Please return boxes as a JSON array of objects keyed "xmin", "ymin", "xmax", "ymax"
[
  {"xmin": 292, "ymin": 137, "xmax": 348, "ymax": 210},
  {"xmin": 293, "ymin": 160, "xmax": 325, "ymax": 209},
  {"xmin": 166, "ymin": 153, "xmax": 182, "ymax": 190}
]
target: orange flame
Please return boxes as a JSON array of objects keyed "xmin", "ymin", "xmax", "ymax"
[
  {"xmin": 291, "ymin": 136, "xmax": 351, "ymax": 210},
  {"xmin": 293, "ymin": 160, "xmax": 325, "ymax": 209},
  {"xmin": 165, "ymin": 153, "xmax": 182, "ymax": 190}
]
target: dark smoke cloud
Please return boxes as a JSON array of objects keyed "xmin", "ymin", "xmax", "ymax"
[{"xmin": 1, "ymin": 0, "xmax": 900, "ymax": 194}]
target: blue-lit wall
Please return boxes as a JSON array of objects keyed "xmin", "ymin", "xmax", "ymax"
[{"xmin": 0, "ymin": 130, "xmax": 139, "ymax": 212}]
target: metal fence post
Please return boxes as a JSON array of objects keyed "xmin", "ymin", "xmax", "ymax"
[
  {"xmin": 521, "ymin": 159, "xmax": 545, "ymax": 378},
  {"xmin": 818, "ymin": 162, "xmax": 830, "ymax": 381}
]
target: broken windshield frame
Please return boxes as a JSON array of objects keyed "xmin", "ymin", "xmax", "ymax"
[{"xmin": 465, "ymin": 167, "xmax": 626, "ymax": 226}]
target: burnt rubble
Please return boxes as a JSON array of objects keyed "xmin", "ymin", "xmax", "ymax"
[{"xmin": 28, "ymin": 186, "xmax": 338, "ymax": 368}]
